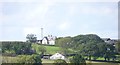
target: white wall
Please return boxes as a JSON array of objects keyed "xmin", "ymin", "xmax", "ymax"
[
  {"xmin": 49, "ymin": 40, "xmax": 55, "ymax": 45},
  {"xmin": 50, "ymin": 53, "xmax": 65, "ymax": 60},
  {"xmin": 42, "ymin": 38, "xmax": 48, "ymax": 44}
]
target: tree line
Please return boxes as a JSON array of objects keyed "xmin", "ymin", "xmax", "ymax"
[
  {"xmin": 56, "ymin": 34, "xmax": 119, "ymax": 61},
  {"xmin": 2, "ymin": 41, "xmax": 33, "ymax": 55}
]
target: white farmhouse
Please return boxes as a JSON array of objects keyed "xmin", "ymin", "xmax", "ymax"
[
  {"xmin": 42, "ymin": 37, "xmax": 48, "ymax": 44},
  {"xmin": 41, "ymin": 35, "xmax": 56, "ymax": 45},
  {"xmin": 50, "ymin": 53, "xmax": 65, "ymax": 60}
]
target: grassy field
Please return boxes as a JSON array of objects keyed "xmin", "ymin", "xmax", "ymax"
[
  {"xmin": 32, "ymin": 44, "xmax": 61, "ymax": 54},
  {"xmin": 86, "ymin": 61, "xmax": 120, "ymax": 65},
  {"xmin": 2, "ymin": 56, "xmax": 18, "ymax": 63},
  {"xmin": 32, "ymin": 44, "xmax": 74, "ymax": 54},
  {"xmin": 42, "ymin": 59, "xmax": 54, "ymax": 63},
  {"xmin": 44, "ymin": 45, "xmax": 61, "ymax": 54}
]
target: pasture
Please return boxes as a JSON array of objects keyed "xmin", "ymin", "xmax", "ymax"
[{"xmin": 32, "ymin": 44, "xmax": 74, "ymax": 54}]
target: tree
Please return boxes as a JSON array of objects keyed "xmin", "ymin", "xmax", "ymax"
[
  {"xmin": 115, "ymin": 41, "xmax": 120, "ymax": 53},
  {"xmin": 14, "ymin": 42, "xmax": 32, "ymax": 55},
  {"xmin": 2, "ymin": 41, "xmax": 32, "ymax": 55},
  {"xmin": 77, "ymin": 42, "xmax": 107, "ymax": 60},
  {"xmin": 56, "ymin": 37, "xmax": 72, "ymax": 48},
  {"xmin": 56, "ymin": 34, "xmax": 116, "ymax": 61},
  {"xmin": 103, "ymin": 44, "xmax": 116, "ymax": 61},
  {"xmin": 56, "ymin": 37, "xmax": 72, "ymax": 55},
  {"xmin": 72, "ymin": 34, "xmax": 104, "ymax": 50},
  {"xmin": 37, "ymin": 45, "xmax": 46, "ymax": 55},
  {"xmin": 54, "ymin": 59, "xmax": 67, "ymax": 65},
  {"xmin": 32, "ymin": 44, "xmax": 46, "ymax": 57},
  {"xmin": 26, "ymin": 34, "xmax": 37, "ymax": 43},
  {"xmin": 71, "ymin": 34, "xmax": 115, "ymax": 60},
  {"xmin": 70, "ymin": 54, "xmax": 86, "ymax": 65}
]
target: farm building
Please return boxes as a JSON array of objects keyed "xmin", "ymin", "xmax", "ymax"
[
  {"xmin": 37, "ymin": 35, "xmax": 56, "ymax": 45},
  {"xmin": 50, "ymin": 53, "xmax": 65, "ymax": 60}
]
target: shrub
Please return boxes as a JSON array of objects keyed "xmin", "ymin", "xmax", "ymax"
[
  {"xmin": 54, "ymin": 59, "xmax": 67, "ymax": 65},
  {"xmin": 70, "ymin": 54, "xmax": 86, "ymax": 65}
]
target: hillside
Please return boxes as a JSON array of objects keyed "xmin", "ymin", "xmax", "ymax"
[
  {"xmin": 56, "ymin": 34, "xmax": 105, "ymax": 50},
  {"xmin": 32, "ymin": 44, "xmax": 74, "ymax": 54},
  {"xmin": 2, "ymin": 34, "xmax": 119, "ymax": 63}
]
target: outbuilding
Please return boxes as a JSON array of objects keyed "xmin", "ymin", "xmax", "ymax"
[{"xmin": 50, "ymin": 53, "xmax": 65, "ymax": 60}]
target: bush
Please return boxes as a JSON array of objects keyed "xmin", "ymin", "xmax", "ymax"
[
  {"xmin": 70, "ymin": 54, "xmax": 86, "ymax": 65},
  {"xmin": 54, "ymin": 59, "xmax": 67, "ymax": 65}
]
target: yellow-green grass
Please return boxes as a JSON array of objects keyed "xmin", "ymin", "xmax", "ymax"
[
  {"xmin": 32, "ymin": 44, "xmax": 61, "ymax": 54},
  {"xmin": 2, "ymin": 56, "xmax": 18, "ymax": 63},
  {"xmin": 42, "ymin": 59, "xmax": 54, "ymax": 63},
  {"xmin": 32, "ymin": 44, "xmax": 74, "ymax": 54},
  {"xmin": 86, "ymin": 61, "xmax": 120, "ymax": 65},
  {"xmin": 96, "ymin": 57, "xmax": 104, "ymax": 60},
  {"xmin": 44, "ymin": 46, "xmax": 61, "ymax": 54}
]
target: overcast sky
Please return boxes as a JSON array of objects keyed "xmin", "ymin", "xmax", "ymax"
[{"xmin": 0, "ymin": 0, "xmax": 119, "ymax": 41}]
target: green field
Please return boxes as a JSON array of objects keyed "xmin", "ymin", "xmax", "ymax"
[
  {"xmin": 32, "ymin": 44, "xmax": 61, "ymax": 54},
  {"xmin": 32, "ymin": 44, "xmax": 74, "ymax": 54},
  {"xmin": 2, "ymin": 56, "xmax": 18, "ymax": 63},
  {"xmin": 86, "ymin": 61, "xmax": 120, "ymax": 65},
  {"xmin": 44, "ymin": 45, "xmax": 61, "ymax": 54}
]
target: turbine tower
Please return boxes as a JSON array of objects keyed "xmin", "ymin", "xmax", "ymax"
[{"xmin": 41, "ymin": 28, "xmax": 43, "ymax": 39}]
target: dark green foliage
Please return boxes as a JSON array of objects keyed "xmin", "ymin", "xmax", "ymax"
[
  {"xmin": 56, "ymin": 34, "xmax": 116, "ymax": 61},
  {"xmin": 115, "ymin": 41, "xmax": 120, "ymax": 53},
  {"xmin": 26, "ymin": 34, "xmax": 37, "ymax": 43},
  {"xmin": 56, "ymin": 37, "xmax": 73, "ymax": 55},
  {"xmin": 56, "ymin": 34, "xmax": 104, "ymax": 50},
  {"xmin": 72, "ymin": 34, "xmax": 104, "ymax": 49},
  {"xmin": 54, "ymin": 59, "xmax": 67, "ymax": 65},
  {"xmin": 70, "ymin": 54, "xmax": 86, "ymax": 65},
  {"xmin": 56, "ymin": 36, "xmax": 72, "ymax": 48},
  {"xmin": 103, "ymin": 44, "xmax": 116, "ymax": 61},
  {"xmin": 2, "ymin": 41, "xmax": 32, "ymax": 55},
  {"xmin": 37, "ymin": 45, "xmax": 46, "ymax": 55}
]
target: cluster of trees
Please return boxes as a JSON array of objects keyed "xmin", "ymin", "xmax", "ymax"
[
  {"xmin": 70, "ymin": 54, "xmax": 86, "ymax": 65},
  {"xmin": 26, "ymin": 34, "xmax": 37, "ymax": 43},
  {"xmin": 2, "ymin": 42, "xmax": 32, "ymax": 55},
  {"xmin": 56, "ymin": 34, "xmax": 117, "ymax": 61},
  {"xmin": 2, "ymin": 33, "xmax": 48, "ymax": 56},
  {"xmin": 32, "ymin": 44, "xmax": 46, "ymax": 56},
  {"xmin": 56, "ymin": 36, "xmax": 72, "ymax": 55}
]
